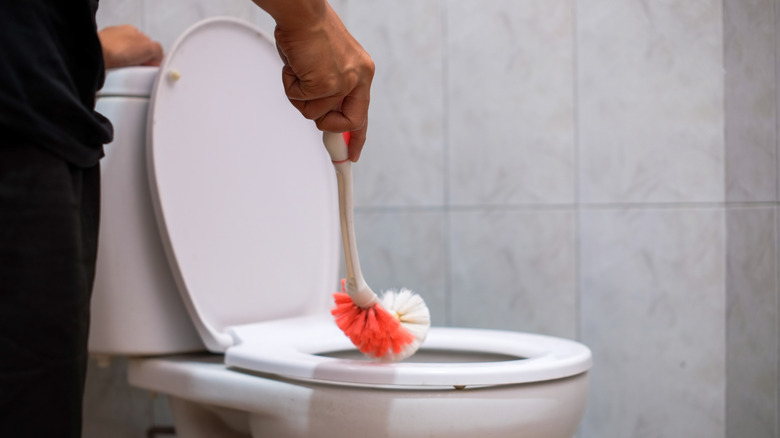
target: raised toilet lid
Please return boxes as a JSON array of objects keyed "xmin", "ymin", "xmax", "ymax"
[{"xmin": 147, "ymin": 17, "xmax": 340, "ymax": 352}]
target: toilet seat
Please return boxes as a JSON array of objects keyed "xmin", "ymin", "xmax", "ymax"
[{"xmin": 225, "ymin": 315, "xmax": 592, "ymax": 387}]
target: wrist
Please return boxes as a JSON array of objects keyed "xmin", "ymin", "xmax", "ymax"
[{"xmin": 253, "ymin": 0, "xmax": 328, "ymax": 32}]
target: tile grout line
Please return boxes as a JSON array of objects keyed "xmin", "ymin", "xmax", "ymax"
[
  {"xmin": 441, "ymin": 0, "xmax": 453, "ymax": 327},
  {"xmin": 770, "ymin": 1, "xmax": 777, "ymax": 435},
  {"xmin": 772, "ymin": 206, "xmax": 780, "ymax": 437},
  {"xmin": 773, "ymin": 0, "xmax": 779, "ymax": 433},
  {"xmin": 772, "ymin": 1, "xmax": 780, "ymax": 437},
  {"xmin": 571, "ymin": 7, "xmax": 584, "ymax": 436},
  {"xmin": 571, "ymin": 0, "xmax": 582, "ymax": 346},
  {"xmin": 774, "ymin": 0, "xmax": 780, "ymax": 432},
  {"xmin": 141, "ymin": 0, "xmax": 147, "ymax": 35},
  {"xmin": 722, "ymin": 1, "xmax": 730, "ymax": 432},
  {"xmin": 354, "ymin": 201, "xmax": 779, "ymax": 214},
  {"xmin": 776, "ymin": 0, "xmax": 780, "ymax": 207}
]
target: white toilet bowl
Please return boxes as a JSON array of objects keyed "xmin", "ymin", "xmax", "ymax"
[
  {"xmin": 130, "ymin": 355, "xmax": 588, "ymax": 438},
  {"xmin": 128, "ymin": 315, "xmax": 590, "ymax": 438},
  {"xmin": 90, "ymin": 17, "xmax": 592, "ymax": 438}
]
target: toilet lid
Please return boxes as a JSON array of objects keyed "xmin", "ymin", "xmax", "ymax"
[
  {"xmin": 225, "ymin": 315, "xmax": 593, "ymax": 386},
  {"xmin": 147, "ymin": 17, "xmax": 340, "ymax": 352}
]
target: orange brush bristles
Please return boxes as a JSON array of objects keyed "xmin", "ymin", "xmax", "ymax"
[{"xmin": 331, "ymin": 280, "xmax": 415, "ymax": 359}]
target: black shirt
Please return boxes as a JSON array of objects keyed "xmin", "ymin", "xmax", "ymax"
[{"xmin": 0, "ymin": 0, "xmax": 113, "ymax": 167}]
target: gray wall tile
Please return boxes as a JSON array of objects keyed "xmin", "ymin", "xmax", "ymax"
[
  {"xmin": 726, "ymin": 207, "xmax": 778, "ymax": 437},
  {"xmin": 578, "ymin": 0, "xmax": 725, "ymax": 204},
  {"xmin": 579, "ymin": 208, "xmax": 726, "ymax": 438},
  {"xmin": 347, "ymin": 0, "xmax": 445, "ymax": 208},
  {"xmin": 447, "ymin": 0, "xmax": 575, "ymax": 206},
  {"xmin": 96, "ymin": 0, "xmax": 144, "ymax": 30},
  {"xmin": 353, "ymin": 210, "xmax": 448, "ymax": 326},
  {"xmin": 776, "ymin": 0, "xmax": 780, "ymax": 204},
  {"xmin": 725, "ymin": 0, "xmax": 777, "ymax": 202},
  {"xmin": 450, "ymin": 210, "xmax": 577, "ymax": 338}
]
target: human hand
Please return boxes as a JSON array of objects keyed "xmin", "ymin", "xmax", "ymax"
[
  {"xmin": 273, "ymin": 4, "xmax": 374, "ymax": 162},
  {"xmin": 98, "ymin": 25, "xmax": 164, "ymax": 69}
]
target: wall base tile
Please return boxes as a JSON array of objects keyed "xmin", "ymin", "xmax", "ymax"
[
  {"xmin": 579, "ymin": 208, "xmax": 726, "ymax": 438},
  {"xmin": 83, "ymin": 357, "xmax": 173, "ymax": 438},
  {"xmin": 726, "ymin": 207, "xmax": 778, "ymax": 437}
]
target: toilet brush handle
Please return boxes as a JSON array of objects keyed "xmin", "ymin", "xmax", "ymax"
[
  {"xmin": 322, "ymin": 132, "xmax": 377, "ymax": 308},
  {"xmin": 323, "ymin": 131, "xmax": 350, "ymax": 163}
]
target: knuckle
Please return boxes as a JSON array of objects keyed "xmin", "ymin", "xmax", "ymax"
[{"xmin": 320, "ymin": 74, "xmax": 341, "ymax": 94}]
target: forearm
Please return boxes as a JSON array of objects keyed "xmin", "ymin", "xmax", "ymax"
[{"xmin": 250, "ymin": 0, "xmax": 327, "ymax": 31}]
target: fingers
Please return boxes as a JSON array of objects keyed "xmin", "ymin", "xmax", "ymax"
[
  {"xmin": 346, "ymin": 126, "xmax": 366, "ymax": 162},
  {"xmin": 341, "ymin": 89, "xmax": 368, "ymax": 161},
  {"xmin": 286, "ymin": 84, "xmax": 369, "ymax": 132},
  {"xmin": 139, "ymin": 41, "xmax": 164, "ymax": 66},
  {"xmin": 288, "ymin": 96, "xmax": 341, "ymax": 122},
  {"xmin": 282, "ymin": 66, "xmax": 343, "ymax": 120},
  {"xmin": 280, "ymin": 61, "xmax": 371, "ymax": 161},
  {"xmin": 281, "ymin": 64, "xmax": 342, "ymax": 102},
  {"xmin": 292, "ymin": 101, "xmax": 367, "ymax": 161},
  {"xmin": 308, "ymin": 91, "xmax": 369, "ymax": 161},
  {"xmin": 98, "ymin": 25, "xmax": 164, "ymax": 69},
  {"xmin": 314, "ymin": 84, "xmax": 369, "ymax": 145},
  {"xmin": 281, "ymin": 62, "xmax": 370, "ymax": 161}
]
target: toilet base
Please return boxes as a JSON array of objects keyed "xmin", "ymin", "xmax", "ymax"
[
  {"xmin": 169, "ymin": 398, "xmax": 249, "ymax": 438},
  {"xmin": 131, "ymin": 355, "xmax": 588, "ymax": 438}
]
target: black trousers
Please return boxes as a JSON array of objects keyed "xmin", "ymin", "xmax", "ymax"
[{"xmin": 0, "ymin": 144, "xmax": 100, "ymax": 438}]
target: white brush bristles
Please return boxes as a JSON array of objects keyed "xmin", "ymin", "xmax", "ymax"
[{"xmin": 378, "ymin": 288, "xmax": 431, "ymax": 362}]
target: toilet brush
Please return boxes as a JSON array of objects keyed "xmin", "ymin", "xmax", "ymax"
[{"xmin": 323, "ymin": 131, "xmax": 430, "ymax": 362}]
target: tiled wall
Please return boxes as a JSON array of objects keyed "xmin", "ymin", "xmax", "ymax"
[{"xmin": 87, "ymin": 0, "xmax": 779, "ymax": 437}]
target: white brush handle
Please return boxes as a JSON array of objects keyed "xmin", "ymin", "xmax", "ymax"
[{"xmin": 323, "ymin": 132, "xmax": 378, "ymax": 308}]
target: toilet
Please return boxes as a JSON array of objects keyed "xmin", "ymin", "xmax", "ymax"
[{"xmin": 89, "ymin": 17, "xmax": 592, "ymax": 438}]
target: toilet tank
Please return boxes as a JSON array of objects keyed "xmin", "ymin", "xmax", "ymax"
[{"xmin": 89, "ymin": 67, "xmax": 204, "ymax": 356}]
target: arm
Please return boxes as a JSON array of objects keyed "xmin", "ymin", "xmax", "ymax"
[{"xmin": 251, "ymin": 0, "xmax": 374, "ymax": 161}]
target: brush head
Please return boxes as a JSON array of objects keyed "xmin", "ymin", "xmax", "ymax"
[{"xmin": 331, "ymin": 279, "xmax": 431, "ymax": 362}]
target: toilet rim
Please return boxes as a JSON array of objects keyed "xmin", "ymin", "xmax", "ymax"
[{"xmin": 224, "ymin": 315, "xmax": 592, "ymax": 387}]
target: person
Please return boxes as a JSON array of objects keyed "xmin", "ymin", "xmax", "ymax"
[{"xmin": 0, "ymin": 1, "xmax": 374, "ymax": 437}]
